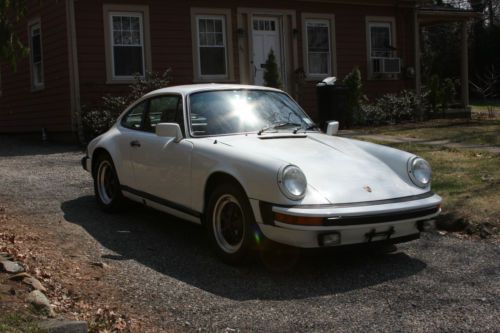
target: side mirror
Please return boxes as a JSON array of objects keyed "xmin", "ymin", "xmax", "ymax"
[
  {"xmin": 326, "ymin": 121, "xmax": 339, "ymax": 136},
  {"xmin": 156, "ymin": 123, "xmax": 183, "ymax": 142}
]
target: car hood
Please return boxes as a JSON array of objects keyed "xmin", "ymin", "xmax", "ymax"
[{"xmin": 216, "ymin": 133, "xmax": 424, "ymax": 204}]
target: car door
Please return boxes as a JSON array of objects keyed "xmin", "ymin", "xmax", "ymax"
[
  {"xmin": 115, "ymin": 100, "xmax": 148, "ymax": 189},
  {"xmin": 128, "ymin": 94, "xmax": 194, "ymax": 210}
]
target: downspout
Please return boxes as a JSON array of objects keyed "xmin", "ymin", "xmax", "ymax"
[{"xmin": 66, "ymin": 0, "xmax": 84, "ymax": 144}]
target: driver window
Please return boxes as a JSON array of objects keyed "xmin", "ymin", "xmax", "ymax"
[{"xmin": 145, "ymin": 95, "xmax": 182, "ymax": 132}]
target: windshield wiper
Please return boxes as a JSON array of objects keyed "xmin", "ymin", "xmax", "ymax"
[
  {"xmin": 292, "ymin": 123, "xmax": 320, "ymax": 134},
  {"xmin": 258, "ymin": 122, "xmax": 303, "ymax": 135}
]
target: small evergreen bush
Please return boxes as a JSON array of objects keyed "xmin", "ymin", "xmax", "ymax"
[
  {"xmin": 263, "ymin": 49, "xmax": 282, "ymax": 89},
  {"xmin": 342, "ymin": 67, "xmax": 363, "ymax": 125}
]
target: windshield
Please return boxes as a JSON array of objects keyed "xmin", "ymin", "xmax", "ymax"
[{"xmin": 188, "ymin": 89, "xmax": 317, "ymax": 137}]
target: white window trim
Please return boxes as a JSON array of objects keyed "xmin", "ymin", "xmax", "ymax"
[
  {"xmin": 103, "ymin": 4, "xmax": 151, "ymax": 84},
  {"xmin": 301, "ymin": 13, "xmax": 336, "ymax": 80},
  {"xmin": 191, "ymin": 8, "xmax": 235, "ymax": 83},
  {"xmin": 109, "ymin": 11, "xmax": 146, "ymax": 81},
  {"xmin": 28, "ymin": 18, "xmax": 44, "ymax": 91},
  {"xmin": 366, "ymin": 16, "xmax": 397, "ymax": 80}
]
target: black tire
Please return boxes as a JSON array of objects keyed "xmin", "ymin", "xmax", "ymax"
[
  {"xmin": 205, "ymin": 182, "xmax": 256, "ymax": 264},
  {"xmin": 93, "ymin": 153, "xmax": 125, "ymax": 213}
]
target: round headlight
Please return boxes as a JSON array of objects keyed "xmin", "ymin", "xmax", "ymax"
[
  {"xmin": 278, "ymin": 165, "xmax": 307, "ymax": 200},
  {"xmin": 408, "ymin": 157, "xmax": 432, "ymax": 188}
]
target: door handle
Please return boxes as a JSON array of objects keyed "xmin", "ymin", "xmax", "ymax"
[{"xmin": 130, "ymin": 140, "xmax": 141, "ymax": 148}]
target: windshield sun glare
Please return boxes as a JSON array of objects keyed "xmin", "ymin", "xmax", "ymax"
[{"xmin": 188, "ymin": 90, "xmax": 316, "ymax": 137}]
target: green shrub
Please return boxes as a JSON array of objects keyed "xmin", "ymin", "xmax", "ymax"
[
  {"xmin": 360, "ymin": 90, "xmax": 427, "ymax": 125},
  {"xmin": 425, "ymin": 75, "xmax": 458, "ymax": 116},
  {"xmin": 342, "ymin": 67, "xmax": 363, "ymax": 125},
  {"xmin": 442, "ymin": 77, "xmax": 458, "ymax": 110},
  {"xmin": 263, "ymin": 49, "xmax": 282, "ymax": 89},
  {"xmin": 427, "ymin": 74, "xmax": 442, "ymax": 114},
  {"xmin": 81, "ymin": 69, "xmax": 172, "ymax": 141}
]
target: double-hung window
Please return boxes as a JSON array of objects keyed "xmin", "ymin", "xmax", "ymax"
[
  {"xmin": 196, "ymin": 16, "xmax": 227, "ymax": 77},
  {"xmin": 366, "ymin": 17, "xmax": 399, "ymax": 77},
  {"xmin": 110, "ymin": 12, "xmax": 145, "ymax": 79},
  {"xmin": 369, "ymin": 22, "xmax": 393, "ymax": 58},
  {"xmin": 305, "ymin": 19, "xmax": 331, "ymax": 76},
  {"xmin": 302, "ymin": 14, "xmax": 336, "ymax": 79},
  {"xmin": 191, "ymin": 8, "xmax": 234, "ymax": 82},
  {"xmin": 104, "ymin": 5, "xmax": 151, "ymax": 83},
  {"xmin": 29, "ymin": 20, "xmax": 44, "ymax": 89}
]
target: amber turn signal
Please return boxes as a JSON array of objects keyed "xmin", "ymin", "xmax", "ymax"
[{"xmin": 274, "ymin": 213, "xmax": 324, "ymax": 226}]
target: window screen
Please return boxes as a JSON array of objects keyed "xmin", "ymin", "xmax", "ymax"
[
  {"xmin": 197, "ymin": 16, "xmax": 227, "ymax": 76},
  {"xmin": 306, "ymin": 20, "xmax": 331, "ymax": 75},
  {"xmin": 111, "ymin": 13, "xmax": 145, "ymax": 77},
  {"xmin": 370, "ymin": 23, "xmax": 392, "ymax": 57}
]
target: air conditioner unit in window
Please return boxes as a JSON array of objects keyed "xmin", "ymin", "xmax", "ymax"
[{"xmin": 372, "ymin": 57, "xmax": 401, "ymax": 74}]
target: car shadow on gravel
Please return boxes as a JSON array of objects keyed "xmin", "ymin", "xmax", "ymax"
[{"xmin": 61, "ymin": 196, "xmax": 427, "ymax": 301}]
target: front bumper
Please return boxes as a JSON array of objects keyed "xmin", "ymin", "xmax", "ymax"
[{"xmin": 255, "ymin": 193, "xmax": 442, "ymax": 248}]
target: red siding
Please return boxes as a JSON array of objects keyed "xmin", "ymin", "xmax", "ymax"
[
  {"xmin": 1, "ymin": 0, "xmax": 418, "ymax": 136},
  {"xmin": 75, "ymin": 0, "xmax": 196, "ymax": 106},
  {"xmin": 76, "ymin": 0, "xmax": 417, "ymax": 122},
  {"xmin": 0, "ymin": 1, "xmax": 71, "ymax": 134},
  {"xmin": 296, "ymin": 3, "xmax": 416, "ymax": 120}
]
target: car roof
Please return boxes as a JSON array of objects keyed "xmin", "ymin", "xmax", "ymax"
[{"xmin": 143, "ymin": 83, "xmax": 283, "ymax": 97}]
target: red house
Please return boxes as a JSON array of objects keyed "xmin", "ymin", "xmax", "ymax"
[{"xmin": 0, "ymin": 0, "xmax": 477, "ymax": 142}]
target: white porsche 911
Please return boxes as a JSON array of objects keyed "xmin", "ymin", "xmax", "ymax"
[{"xmin": 82, "ymin": 84, "xmax": 442, "ymax": 263}]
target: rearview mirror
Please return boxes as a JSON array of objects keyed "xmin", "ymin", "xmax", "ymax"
[
  {"xmin": 326, "ymin": 121, "xmax": 339, "ymax": 136},
  {"xmin": 156, "ymin": 123, "xmax": 183, "ymax": 142}
]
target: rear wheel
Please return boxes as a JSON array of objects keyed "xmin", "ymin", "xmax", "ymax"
[
  {"xmin": 94, "ymin": 154, "xmax": 124, "ymax": 212},
  {"xmin": 206, "ymin": 183, "xmax": 255, "ymax": 264}
]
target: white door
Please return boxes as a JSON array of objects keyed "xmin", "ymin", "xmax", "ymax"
[{"xmin": 252, "ymin": 17, "xmax": 282, "ymax": 86}]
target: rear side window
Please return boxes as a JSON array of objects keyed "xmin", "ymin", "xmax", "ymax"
[{"xmin": 121, "ymin": 101, "xmax": 146, "ymax": 130}]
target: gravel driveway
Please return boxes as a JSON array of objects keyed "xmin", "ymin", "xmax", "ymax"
[{"xmin": 1, "ymin": 137, "xmax": 499, "ymax": 332}]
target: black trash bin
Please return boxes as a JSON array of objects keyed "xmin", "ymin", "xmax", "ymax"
[{"xmin": 316, "ymin": 82, "xmax": 350, "ymax": 131}]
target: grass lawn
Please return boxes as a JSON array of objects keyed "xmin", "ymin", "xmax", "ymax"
[
  {"xmin": 361, "ymin": 118, "xmax": 500, "ymax": 147},
  {"xmin": 0, "ymin": 313, "xmax": 43, "ymax": 333},
  {"xmin": 348, "ymin": 109, "xmax": 500, "ymax": 235},
  {"xmin": 378, "ymin": 142, "xmax": 500, "ymax": 234},
  {"xmin": 470, "ymin": 99, "xmax": 500, "ymax": 114}
]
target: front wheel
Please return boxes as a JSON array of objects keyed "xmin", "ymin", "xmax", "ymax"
[
  {"xmin": 93, "ymin": 154, "xmax": 124, "ymax": 213},
  {"xmin": 206, "ymin": 183, "xmax": 256, "ymax": 264}
]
